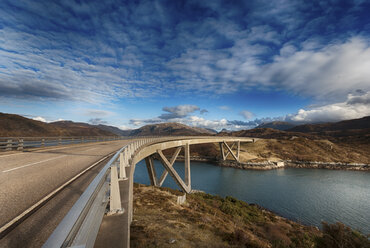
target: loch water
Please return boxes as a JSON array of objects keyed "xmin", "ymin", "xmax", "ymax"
[{"xmin": 134, "ymin": 160, "xmax": 370, "ymax": 234}]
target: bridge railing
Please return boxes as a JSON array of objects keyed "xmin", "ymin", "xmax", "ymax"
[
  {"xmin": 43, "ymin": 137, "xmax": 164, "ymax": 248},
  {"xmin": 0, "ymin": 136, "xmax": 127, "ymax": 151}
]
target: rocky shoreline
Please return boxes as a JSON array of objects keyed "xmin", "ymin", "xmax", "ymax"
[
  {"xmin": 217, "ymin": 159, "xmax": 370, "ymax": 171},
  {"xmin": 175, "ymin": 156, "xmax": 370, "ymax": 171},
  {"xmin": 284, "ymin": 160, "xmax": 370, "ymax": 171}
]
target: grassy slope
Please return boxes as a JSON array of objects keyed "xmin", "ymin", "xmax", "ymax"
[
  {"xmin": 214, "ymin": 117, "xmax": 370, "ymax": 164},
  {"xmin": 0, "ymin": 113, "xmax": 116, "ymax": 137},
  {"xmin": 0, "ymin": 113, "xmax": 64, "ymax": 136},
  {"xmin": 131, "ymin": 184, "xmax": 369, "ymax": 248},
  {"xmin": 239, "ymin": 138, "xmax": 370, "ymax": 164}
]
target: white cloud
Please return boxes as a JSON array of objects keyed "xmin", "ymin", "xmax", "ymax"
[
  {"xmin": 239, "ymin": 110, "xmax": 254, "ymax": 120},
  {"xmin": 119, "ymin": 125, "xmax": 131, "ymax": 130},
  {"xmin": 289, "ymin": 91, "xmax": 370, "ymax": 123},
  {"xmin": 253, "ymin": 37, "xmax": 370, "ymax": 101},
  {"xmin": 186, "ymin": 116, "xmax": 228, "ymax": 130},
  {"xmin": 32, "ymin": 116, "xmax": 47, "ymax": 122}
]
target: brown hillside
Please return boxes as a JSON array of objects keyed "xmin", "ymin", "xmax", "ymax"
[
  {"xmin": 287, "ymin": 116, "xmax": 370, "ymax": 145},
  {"xmin": 218, "ymin": 128, "xmax": 316, "ymax": 139},
  {"xmin": 288, "ymin": 116, "xmax": 370, "ymax": 132},
  {"xmin": 50, "ymin": 121, "xmax": 116, "ymax": 136},
  {"xmin": 0, "ymin": 112, "xmax": 64, "ymax": 137},
  {"xmin": 256, "ymin": 121, "xmax": 297, "ymax": 130},
  {"xmin": 0, "ymin": 113, "xmax": 116, "ymax": 137},
  {"xmin": 129, "ymin": 122, "xmax": 214, "ymax": 136},
  {"xmin": 214, "ymin": 117, "xmax": 370, "ymax": 164}
]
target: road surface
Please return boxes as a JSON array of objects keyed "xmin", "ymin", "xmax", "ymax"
[{"xmin": 0, "ymin": 140, "xmax": 130, "ymax": 247}]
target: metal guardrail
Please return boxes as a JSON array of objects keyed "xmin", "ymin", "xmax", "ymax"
[
  {"xmin": 0, "ymin": 136, "xmax": 125, "ymax": 151},
  {"xmin": 43, "ymin": 137, "xmax": 162, "ymax": 248}
]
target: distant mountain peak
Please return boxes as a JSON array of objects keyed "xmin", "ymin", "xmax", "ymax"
[
  {"xmin": 129, "ymin": 122, "xmax": 215, "ymax": 136},
  {"xmin": 256, "ymin": 121, "xmax": 297, "ymax": 131}
]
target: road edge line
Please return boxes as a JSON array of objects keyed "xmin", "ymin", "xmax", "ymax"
[{"xmin": 0, "ymin": 151, "xmax": 116, "ymax": 239}]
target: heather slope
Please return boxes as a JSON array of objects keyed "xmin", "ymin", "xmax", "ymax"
[
  {"xmin": 51, "ymin": 121, "xmax": 116, "ymax": 136},
  {"xmin": 215, "ymin": 117, "xmax": 370, "ymax": 164},
  {"xmin": 129, "ymin": 122, "xmax": 215, "ymax": 136},
  {"xmin": 0, "ymin": 113, "xmax": 117, "ymax": 137},
  {"xmin": 0, "ymin": 112, "xmax": 64, "ymax": 137},
  {"xmin": 131, "ymin": 184, "xmax": 369, "ymax": 247}
]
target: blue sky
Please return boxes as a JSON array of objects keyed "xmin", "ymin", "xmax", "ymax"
[{"xmin": 0, "ymin": 0, "xmax": 370, "ymax": 131}]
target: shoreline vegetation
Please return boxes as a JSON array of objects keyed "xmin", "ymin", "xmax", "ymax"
[{"xmin": 131, "ymin": 183, "xmax": 369, "ymax": 247}]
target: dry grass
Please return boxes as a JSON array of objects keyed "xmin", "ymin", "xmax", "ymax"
[
  {"xmin": 190, "ymin": 139, "xmax": 370, "ymax": 164},
  {"xmin": 131, "ymin": 184, "xmax": 321, "ymax": 248},
  {"xmin": 242, "ymin": 138, "xmax": 370, "ymax": 163}
]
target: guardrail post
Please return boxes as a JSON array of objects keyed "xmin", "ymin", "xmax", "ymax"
[
  {"xmin": 17, "ymin": 139, "xmax": 24, "ymax": 151},
  {"xmin": 81, "ymin": 137, "xmax": 84, "ymax": 143},
  {"xmin": 125, "ymin": 150, "xmax": 129, "ymax": 165},
  {"xmin": 109, "ymin": 166, "xmax": 123, "ymax": 214},
  {"xmin": 119, "ymin": 152, "xmax": 127, "ymax": 179},
  {"xmin": 6, "ymin": 139, "xmax": 12, "ymax": 151},
  {"xmin": 41, "ymin": 138, "xmax": 45, "ymax": 147},
  {"xmin": 58, "ymin": 137, "xmax": 62, "ymax": 145}
]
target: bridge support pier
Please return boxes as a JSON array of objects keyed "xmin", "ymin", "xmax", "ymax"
[
  {"xmin": 148, "ymin": 144, "xmax": 192, "ymax": 193},
  {"xmin": 219, "ymin": 140, "xmax": 240, "ymax": 162},
  {"xmin": 145, "ymin": 156, "xmax": 158, "ymax": 186}
]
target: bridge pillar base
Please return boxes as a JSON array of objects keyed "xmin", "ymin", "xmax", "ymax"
[{"xmin": 219, "ymin": 140, "xmax": 240, "ymax": 162}]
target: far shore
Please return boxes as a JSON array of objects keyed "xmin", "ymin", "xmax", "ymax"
[{"xmin": 173, "ymin": 156, "xmax": 370, "ymax": 171}]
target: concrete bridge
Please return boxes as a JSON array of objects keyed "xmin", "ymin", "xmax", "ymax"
[{"xmin": 0, "ymin": 136, "xmax": 255, "ymax": 247}]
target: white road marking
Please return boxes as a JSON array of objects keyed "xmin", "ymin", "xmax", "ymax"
[{"xmin": 2, "ymin": 155, "xmax": 67, "ymax": 173}]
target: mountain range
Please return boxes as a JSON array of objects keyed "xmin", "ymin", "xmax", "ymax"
[
  {"xmin": 256, "ymin": 121, "xmax": 297, "ymax": 130},
  {"xmin": 0, "ymin": 112, "xmax": 369, "ymax": 142},
  {"xmin": 0, "ymin": 113, "xmax": 215, "ymax": 137}
]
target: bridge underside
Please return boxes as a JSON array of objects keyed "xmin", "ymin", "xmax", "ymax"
[{"xmin": 144, "ymin": 141, "xmax": 241, "ymax": 193}]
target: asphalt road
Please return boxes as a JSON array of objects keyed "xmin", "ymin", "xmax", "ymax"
[{"xmin": 0, "ymin": 140, "xmax": 130, "ymax": 231}]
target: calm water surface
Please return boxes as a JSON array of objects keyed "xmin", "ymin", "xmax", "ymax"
[{"xmin": 134, "ymin": 160, "xmax": 370, "ymax": 234}]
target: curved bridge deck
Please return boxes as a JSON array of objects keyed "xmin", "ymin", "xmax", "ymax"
[{"xmin": 43, "ymin": 136, "xmax": 256, "ymax": 248}]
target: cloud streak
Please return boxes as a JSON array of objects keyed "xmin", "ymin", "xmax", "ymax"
[
  {"xmin": 159, "ymin": 105, "xmax": 200, "ymax": 120},
  {"xmin": 253, "ymin": 37, "xmax": 370, "ymax": 101},
  {"xmin": 0, "ymin": 0, "xmax": 369, "ymax": 104}
]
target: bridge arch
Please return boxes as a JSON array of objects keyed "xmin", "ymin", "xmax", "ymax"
[{"xmin": 130, "ymin": 137, "xmax": 254, "ymax": 193}]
